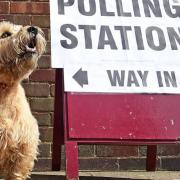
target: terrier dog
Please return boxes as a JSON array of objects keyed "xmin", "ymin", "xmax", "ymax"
[{"xmin": 0, "ymin": 21, "xmax": 46, "ymax": 179}]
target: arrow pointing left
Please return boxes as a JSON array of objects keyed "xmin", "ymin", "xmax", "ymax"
[{"xmin": 72, "ymin": 68, "xmax": 88, "ymax": 88}]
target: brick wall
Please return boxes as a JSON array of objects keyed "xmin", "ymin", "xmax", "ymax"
[{"xmin": 1, "ymin": 0, "xmax": 180, "ymax": 172}]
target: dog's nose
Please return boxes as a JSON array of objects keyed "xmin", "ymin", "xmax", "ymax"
[{"xmin": 27, "ymin": 26, "xmax": 38, "ymax": 36}]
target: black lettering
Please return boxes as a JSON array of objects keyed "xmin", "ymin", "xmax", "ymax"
[
  {"xmin": 60, "ymin": 24, "xmax": 78, "ymax": 49},
  {"xmin": 164, "ymin": 71, "xmax": 177, "ymax": 87},
  {"xmin": 107, "ymin": 70, "xmax": 125, "ymax": 87},
  {"xmin": 134, "ymin": 26, "xmax": 145, "ymax": 50},
  {"xmin": 98, "ymin": 26, "xmax": 117, "ymax": 49},
  {"xmin": 116, "ymin": 0, "xmax": 132, "ymax": 17},
  {"xmin": 127, "ymin": 71, "xmax": 140, "ymax": 87},
  {"xmin": 163, "ymin": 0, "xmax": 180, "ymax": 18},
  {"xmin": 132, "ymin": 0, "xmax": 141, "ymax": 17},
  {"xmin": 78, "ymin": 0, "xmax": 96, "ymax": 16},
  {"xmin": 167, "ymin": 27, "xmax": 180, "ymax": 50},
  {"xmin": 99, "ymin": 0, "xmax": 115, "ymax": 16},
  {"xmin": 138, "ymin": 71, "xmax": 149, "ymax": 87},
  {"xmin": 143, "ymin": 0, "xmax": 162, "ymax": 17},
  {"xmin": 157, "ymin": 71, "xmax": 164, "ymax": 87},
  {"xmin": 115, "ymin": 26, "xmax": 132, "ymax": 50},
  {"xmin": 146, "ymin": 26, "xmax": 166, "ymax": 51},
  {"xmin": 79, "ymin": 25, "xmax": 96, "ymax": 49},
  {"xmin": 58, "ymin": 0, "xmax": 75, "ymax": 14}
]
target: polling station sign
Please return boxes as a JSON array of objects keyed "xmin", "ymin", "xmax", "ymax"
[{"xmin": 50, "ymin": 0, "xmax": 180, "ymax": 93}]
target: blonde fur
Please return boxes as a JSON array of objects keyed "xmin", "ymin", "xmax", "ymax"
[{"xmin": 0, "ymin": 21, "xmax": 46, "ymax": 180}]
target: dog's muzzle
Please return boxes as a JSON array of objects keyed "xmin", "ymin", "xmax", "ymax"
[
  {"xmin": 26, "ymin": 26, "xmax": 38, "ymax": 53},
  {"xmin": 27, "ymin": 26, "xmax": 38, "ymax": 36}
]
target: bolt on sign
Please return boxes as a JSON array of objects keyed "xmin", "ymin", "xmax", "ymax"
[{"xmin": 50, "ymin": 0, "xmax": 180, "ymax": 94}]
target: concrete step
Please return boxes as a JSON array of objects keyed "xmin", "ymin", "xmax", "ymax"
[{"xmin": 31, "ymin": 171, "xmax": 180, "ymax": 180}]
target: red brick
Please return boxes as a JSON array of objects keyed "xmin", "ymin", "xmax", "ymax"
[
  {"xmin": 79, "ymin": 145, "xmax": 95, "ymax": 157},
  {"xmin": 31, "ymin": 2, "xmax": 49, "ymax": 14},
  {"xmin": 33, "ymin": 112, "xmax": 52, "ymax": 126},
  {"xmin": 79, "ymin": 158, "xmax": 119, "ymax": 171},
  {"xmin": 0, "ymin": 2, "xmax": 9, "ymax": 14},
  {"xmin": 30, "ymin": 98, "xmax": 54, "ymax": 112},
  {"xmin": 45, "ymin": 41, "xmax": 51, "ymax": 55},
  {"xmin": 38, "ymin": 143, "xmax": 51, "ymax": 158},
  {"xmin": 23, "ymin": 82, "xmax": 50, "ymax": 97},
  {"xmin": 158, "ymin": 145, "xmax": 180, "ymax": 156},
  {"xmin": 13, "ymin": 15, "xmax": 31, "ymax": 25},
  {"xmin": 139, "ymin": 146, "xmax": 147, "ymax": 157},
  {"xmin": 50, "ymin": 84, "xmax": 55, "ymax": 97},
  {"xmin": 0, "ymin": 14, "xmax": 13, "ymax": 22},
  {"xmin": 41, "ymin": 28, "xmax": 50, "ymax": 41},
  {"xmin": 34, "ymin": 158, "xmax": 52, "ymax": 171},
  {"xmin": 32, "ymin": 15, "xmax": 50, "ymax": 28},
  {"xmin": 161, "ymin": 157, "xmax": 180, "ymax": 171},
  {"xmin": 0, "ymin": 14, "xmax": 31, "ymax": 25},
  {"xmin": 10, "ymin": 2, "xmax": 31, "ymax": 14},
  {"xmin": 10, "ymin": 2, "xmax": 49, "ymax": 15},
  {"xmin": 30, "ymin": 69, "xmax": 55, "ymax": 82},
  {"xmin": 38, "ymin": 55, "xmax": 51, "ymax": 69},
  {"xmin": 32, "ymin": 0, "xmax": 49, "ymax": 1},
  {"xmin": 39, "ymin": 127, "xmax": 53, "ymax": 142},
  {"xmin": 96, "ymin": 145, "xmax": 138, "ymax": 157}
]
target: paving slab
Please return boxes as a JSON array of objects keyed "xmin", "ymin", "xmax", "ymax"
[{"xmin": 31, "ymin": 171, "xmax": 180, "ymax": 180}]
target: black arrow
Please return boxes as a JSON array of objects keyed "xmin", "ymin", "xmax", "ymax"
[
  {"xmin": 172, "ymin": 1, "xmax": 180, "ymax": 14},
  {"xmin": 73, "ymin": 68, "xmax": 88, "ymax": 88}
]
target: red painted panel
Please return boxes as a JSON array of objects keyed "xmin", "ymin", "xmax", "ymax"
[
  {"xmin": 67, "ymin": 93, "xmax": 180, "ymax": 141},
  {"xmin": 66, "ymin": 141, "xmax": 79, "ymax": 179}
]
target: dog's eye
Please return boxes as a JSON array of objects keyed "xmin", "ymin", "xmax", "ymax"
[{"xmin": 0, "ymin": 32, "xmax": 12, "ymax": 39}]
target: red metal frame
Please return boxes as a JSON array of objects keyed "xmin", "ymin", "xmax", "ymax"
[
  {"xmin": 52, "ymin": 69, "xmax": 64, "ymax": 171},
  {"xmin": 146, "ymin": 145, "xmax": 157, "ymax": 171},
  {"xmin": 65, "ymin": 141, "xmax": 79, "ymax": 179},
  {"xmin": 52, "ymin": 69, "xmax": 180, "ymax": 179}
]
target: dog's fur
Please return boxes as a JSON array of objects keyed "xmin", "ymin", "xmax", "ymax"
[{"xmin": 0, "ymin": 21, "xmax": 46, "ymax": 179}]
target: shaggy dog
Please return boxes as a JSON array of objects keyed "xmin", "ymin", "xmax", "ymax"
[{"xmin": 0, "ymin": 21, "xmax": 46, "ymax": 179}]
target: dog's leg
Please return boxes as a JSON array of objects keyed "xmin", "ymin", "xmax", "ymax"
[{"xmin": 4, "ymin": 142, "xmax": 38, "ymax": 180}]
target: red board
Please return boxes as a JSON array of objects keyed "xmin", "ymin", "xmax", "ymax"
[{"xmin": 66, "ymin": 93, "xmax": 180, "ymax": 142}]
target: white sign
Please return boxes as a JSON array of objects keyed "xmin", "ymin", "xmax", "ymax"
[
  {"xmin": 50, "ymin": 0, "xmax": 180, "ymax": 93},
  {"xmin": 64, "ymin": 64, "xmax": 180, "ymax": 93}
]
